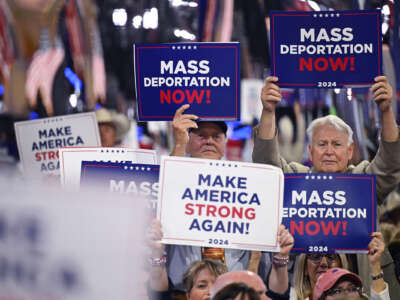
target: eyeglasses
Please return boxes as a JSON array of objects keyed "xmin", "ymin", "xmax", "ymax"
[
  {"xmin": 326, "ymin": 286, "xmax": 362, "ymax": 298},
  {"xmin": 307, "ymin": 254, "xmax": 339, "ymax": 264},
  {"xmin": 191, "ymin": 132, "xmax": 224, "ymax": 142}
]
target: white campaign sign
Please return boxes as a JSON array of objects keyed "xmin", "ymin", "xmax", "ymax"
[
  {"xmin": 14, "ymin": 112, "xmax": 100, "ymax": 177},
  {"xmin": 59, "ymin": 147, "xmax": 158, "ymax": 191},
  {"xmin": 0, "ymin": 188, "xmax": 147, "ymax": 300},
  {"xmin": 158, "ymin": 156, "xmax": 284, "ymax": 251}
]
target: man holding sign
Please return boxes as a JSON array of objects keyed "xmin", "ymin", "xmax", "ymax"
[
  {"xmin": 253, "ymin": 75, "xmax": 400, "ymax": 296},
  {"xmin": 148, "ymin": 104, "xmax": 293, "ymax": 299}
]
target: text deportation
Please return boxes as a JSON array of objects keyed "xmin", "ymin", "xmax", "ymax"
[
  {"xmin": 279, "ymin": 28, "xmax": 373, "ymax": 55},
  {"xmin": 143, "ymin": 60, "xmax": 231, "ymax": 88}
]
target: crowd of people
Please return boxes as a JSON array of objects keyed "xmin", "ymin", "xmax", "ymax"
[{"xmin": 142, "ymin": 75, "xmax": 400, "ymax": 300}]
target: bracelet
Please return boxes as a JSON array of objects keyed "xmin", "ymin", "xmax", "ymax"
[
  {"xmin": 272, "ymin": 255, "xmax": 289, "ymax": 267},
  {"xmin": 149, "ymin": 254, "xmax": 167, "ymax": 267},
  {"xmin": 371, "ymin": 272, "xmax": 384, "ymax": 281}
]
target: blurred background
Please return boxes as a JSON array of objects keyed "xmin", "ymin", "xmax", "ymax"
[{"xmin": 0, "ymin": 0, "xmax": 399, "ymax": 166}]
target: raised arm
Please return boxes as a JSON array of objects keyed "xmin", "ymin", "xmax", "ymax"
[
  {"xmin": 258, "ymin": 76, "xmax": 282, "ymax": 140},
  {"xmin": 371, "ymin": 76, "xmax": 398, "ymax": 143},
  {"xmin": 148, "ymin": 219, "xmax": 168, "ymax": 292},
  {"xmin": 170, "ymin": 104, "xmax": 198, "ymax": 157},
  {"xmin": 268, "ymin": 224, "xmax": 294, "ymax": 294},
  {"xmin": 368, "ymin": 232, "xmax": 389, "ymax": 297}
]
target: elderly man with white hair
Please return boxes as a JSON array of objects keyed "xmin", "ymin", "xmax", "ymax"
[{"xmin": 252, "ymin": 76, "xmax": 400, "ymax": 299}]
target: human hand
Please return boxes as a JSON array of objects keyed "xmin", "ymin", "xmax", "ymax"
[
  {"xmin": 261, "ymin": 76, "xmax": 282, "ymax": 113},
  {"xmin": 276, "ymin": 224, "xmax": 294, "ymax": 258},
  {"xmin": 368, "ymin": 232, "xmax": 385, "ymax": 270},
  {"xmin": 371, "ymin": 76, "xmax": 393, "ymax": 113},
  {"xmin": 172, "ymin": 104, "xmax": 198, "ymax": 150},
  {"xmin": 147, "ymin": 219, "xmax": 165, "ymax": 257}
]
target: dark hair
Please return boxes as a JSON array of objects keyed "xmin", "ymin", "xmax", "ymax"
[{"xmin": 212, "ymin": 282, "xmax": 261, "ymax": 300}]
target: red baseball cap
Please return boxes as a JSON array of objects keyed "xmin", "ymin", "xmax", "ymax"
[{"xmin": 313, "ymin": 268, "xmax": 362, "ymax": 300}]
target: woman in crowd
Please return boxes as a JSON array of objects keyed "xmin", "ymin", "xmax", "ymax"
[
  {"xmin": 291, "ymin": 232, "xmax": 389, "ymax": 300},
  {"xmin": 149, "ymin": 258, "xmax": 228, "ymax": 300},
  {"xmin": 312, "ymin": 268, "xmax": 383, "ymax": 300},
  {"xmin": 292, "ymin": 253, "xmax": 349, "ymax": 300}
]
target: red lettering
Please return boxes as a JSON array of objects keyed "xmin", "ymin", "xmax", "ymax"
[
  {"xmin": 206, "ymin": 205, "xmax": 217, "ymax": 217},
  {"xmin": 186, "ymin": 89, "xmax": 205, "ymax": 104},
  {"xmin": 172, "ymin": 90, "xmax": 185, "ymax": 104},
  {"xmin": 329, "ymin": 57, "xmax": 348, "ymax": 71},
  {"xmin": 196, "ymin": 203, "xmax": 205, "ymax": 215},
  {"xmin": 299, "ymin": 57, "xmax": 313, "ymax": 71},
  {"xmin": 35, "ymin": 152, "xmax": 41, "ymax": 161},
  {"xmin": 218, "ymin": 206, "xmax": 230, "ymax": 217},
  {"xmin": 314, "ymin": 57, "xmax": 328, "ymax": 71},
  {"xmin": 290, "ymin": 220, "xmax": 304, "ymax": 235},
  {"xmin": 49, "ymin": 151, "xmax": 56, "ymax": 160},
  {"xmin": 321, "ymin": 221, "xmax": 341, "ymax": 236},
  {"xmin": 160, "ymin": 90, "xmax": 171, "ymax": 104},
  {"xmin": 305, "ymin": 221, "xmax": 320, "ymax": 236},
  {"xmin": 231, "ymin": 207, "xmax": 243, "ymax": 218},
  {"xmin": 299, "ymin": 57, "xmax": 353, "ymax": 72},
  {"xmin": 244, "ymin": 208, "xmax": 256, "ymax": 220},
  {"xmin": 185, "ymin": 203, "xmax": 194, "ymax": 215}
]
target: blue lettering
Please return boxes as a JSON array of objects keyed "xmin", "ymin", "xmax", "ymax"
[
  {"xmin": 198, "ymin": 174, "xmax": 211, "ymax": 186},
  {"xmin": 182, "ymin": 188, "xmax": 193, "ymax": 200}
]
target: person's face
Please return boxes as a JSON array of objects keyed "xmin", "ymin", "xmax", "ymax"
[
  {"xmin": 308, "ymin": 124, "xmax": 353, "ymax": 173},
  {"xmin": 186, "ymin": 268, "xmax": 216, "ymax": 300},
  {"xmin": 306, "ymin": 254, "xmax": 341, "ymax": 288},
  {"xmin": 186, "ymin": 123, "xmax": 226, "ymax": 160},
  {"xmin": 99, "ymin": 123, "xmax": 116, "ymax": 147},
  {"xmin": 325, "ymin": 280, "xmax": 362, "ymax": 300}
]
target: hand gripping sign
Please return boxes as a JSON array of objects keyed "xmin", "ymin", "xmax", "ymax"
[
  {"xmin": 134, "ymin": 42, "xmax": 240, "ymax": 121},
  {"xmin": 14, "ymin": 112, "xmax": 101, "ymax": 177},
  {"xmin": 282, "ymin": 173, "xmax": 376, "ymax": 253},
  {"xmin": 158, "ymin": 156, "xmax": 284, "ymax": 252},
  {"xmin": 270, "ymin": 10, "xmax": 382, "ymax": 88}
]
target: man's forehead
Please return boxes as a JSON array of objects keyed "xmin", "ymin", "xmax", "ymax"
[
  {"xmin": 192, "ymin": 122, "xmax": 224, "ymax": 134},
  {"xmin": 313, "ymin": 124, "xmax": 348, "ymax": 138}
]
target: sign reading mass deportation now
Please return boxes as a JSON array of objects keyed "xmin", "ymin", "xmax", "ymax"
[
  {"xmin": 282, "ymin": 174, "xmax": 376, "ymax": 253},
  {"xmin": 158, "ymin": 156, "xmax": 284, "ymax": 251},
  {"xmin": 134, "ymin": 42, "xmax": 240, "ymax": 121},
  {"xmin": 15, "ymin": 113, "xmax": 100, "ymax": 177},
  {"xmin": 270, "ymin": 10, "xmax": 382, "ymax": 88}
]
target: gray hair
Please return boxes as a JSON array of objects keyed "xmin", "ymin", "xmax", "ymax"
[{"xmin": 306, "ymin": 115, "xmax": 354, "ymax": 146}]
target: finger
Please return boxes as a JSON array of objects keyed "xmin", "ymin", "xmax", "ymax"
[
  {"xmin": 178, "ymin": 114, "xmax": 199, "ymax": 121},
  {"xmin": 174, "ymin": 104, "xmax": 191, "ymax": 118},
  {"xmin": 374, "ymin": 94, "xmax": 390, "ymax": 103},
  {"xmin": 372, "ymin": 86, "xmax": 389, "ymax": 98},
  {"xmin": 371, "ymin": 232, "xmax": 382, "ymax": 239},
  {"xmin": 262, "ymin": 88, "xmax": 281, "ymax": 97},
  {"xmin": 265, "ymin": 76, "xmax": 279, "ymax": 83},
  {"xmin": 374, "ymin": 75, "xmax": 388, "ymax": 83},
  {"xmin": 178, "ymin": 120, "xmax": 198, "ymax": 130},
  {"xmin": 262, "ymin": 82, "xmax": 281, "ymax": 92}
]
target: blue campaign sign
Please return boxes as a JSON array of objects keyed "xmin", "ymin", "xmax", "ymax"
[
  {"xmin": 134, "ymin": 42, "xmax": 240, "ymax": 121},
  {"xmin": 270, "ymin": 10, "xmax": 382, "ymax": 88},
  {"xmin": 282, "ymin": 173, "xmax": 376, "ymax": 253},
  {"xmin": 80, "ymin": 161, "xmax": 159, "ymax": 213}
]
